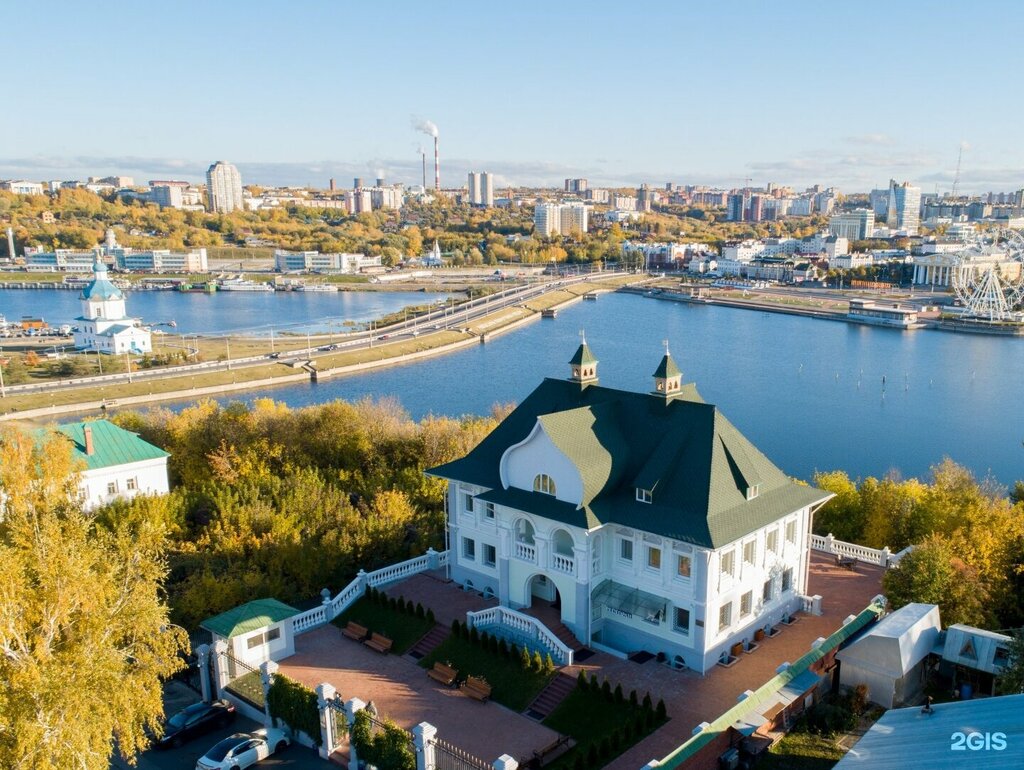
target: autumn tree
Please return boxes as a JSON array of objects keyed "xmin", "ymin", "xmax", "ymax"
[{"xmin": 0, "ymin": 426, "xmax": 188, "ymax": 769}]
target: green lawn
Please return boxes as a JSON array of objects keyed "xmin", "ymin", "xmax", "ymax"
[
  {"xmin": 417, "ymin": 635, "xmax": 553, "ymax": 711},
  {"xmin": 755, "ymin": 730, "xmax": 846, "ymax": 770},
  {"xmin": 543, "ymin": 685, "xmax": 666, "ymax": 769},
  {"xmin": 333, "ymin": 597, "xmax": 435, "ymax": 655}
]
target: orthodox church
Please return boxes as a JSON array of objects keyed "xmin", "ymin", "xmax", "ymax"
[{"xmin": 73, "ymin": 259, "xmax": 152, "ymax": 354}]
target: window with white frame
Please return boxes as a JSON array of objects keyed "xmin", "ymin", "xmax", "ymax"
[
  {"xmin": 676, "ymin": 554, "xmax": 692, "ymax": 578},
  {"xmin": 743, "ymin": 540, "xmax": 755, "ymax": 565},
  {"xmin": 740, "ymin": 591, "xmax": 752, "ymax": 617},
  {"xmin": 781, "ymin": 567, "xmax": 793, "ymax": 592},
  {"xmin": 785, "ymin": 519, "xmax": 797, "ymax": 544},
  {"xmin": 636, "ymin": 487, "xmax": 652, "ymax": 504},
  {"xmin": 126, "ymin": 477, "xmax": 138, "ymax": 491},
  {"xmin": 482, "ymin": 543, "xmax": 496, "ymax": 567},
  {"xmin": 766, "ymin": 528, "xmax": 778, "ymax": 554},
  {"xmin": 721, "ymin": 550, "xmax": 735, "ymax": 577},
  {"xmin": 763, "ymin": 578, "xmax": 773, "ymax": 602},
  {"xmin": 674, "ymin": 607, "xmax": 690, "ymax": 635},
  {"xmin": 533, "ymin": 474, "xmax": 556, "ymax": 496},
  {"xmin": 746, "ymin": 484, "xmax": 760, "ymax": 500},
  {"xmin": 106, "ymin": 481, "xmax": 118, "ymax": 495},
  {"xmin": 483, "ymin": 502, "xmax": 495, "ymax": 519},
  {"xmin": 462, "ymin": 537, "xmax": 476, "ymax": 561},
  {"xmin": 463, "ymin": 493, "xmax": 474, "ymax": 513},
  {"xmin": 619, "ymin": 538, "xmax": 633, "ymax": 562},
  {"xmin": 647, "ymin": 546, "xmax": 661, "ymax": 570},
  {"xmin": 719, "ymin": 602, "xmax": 732, "ymax": 631},
  {"xmin": 246, "ymin": 626, "xmax": 281, "ymax": 649}
]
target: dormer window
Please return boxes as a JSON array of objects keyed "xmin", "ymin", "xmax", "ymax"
[
  {"xmin": 746, "ymin": 484, "xmax": 760, "ymax": 500},
  {"xmin": 636, "ymin": 487, "xmax": 652, "ymax": 504},
  {"xmin": 533, "ymin": 473, "xmax": 556, "ymax": 496}
]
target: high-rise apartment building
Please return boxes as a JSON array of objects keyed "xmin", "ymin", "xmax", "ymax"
[
  {"xmin": 727, "ymin": 194, "xmax": 746, "ymax": 222},
  {"xmin": 829, "ymin": 210, "xmax": 875, "ymax": 241},
  {"xmin": 565, "ymin": 178, "xmax": 588, "ymax": 194},
  {"xmin": 887, "ymin": 179, "xmax": 921, "ymax": 235},
  {"xmin": 468, "ymin": 172, "xmax": 481, "ymax": 205},
  {"xmin": 205, "ymin": 161, "xmax": 243, "ymax": 213},
  {"xmin": 480, "ymin": 172, "xmax": 494, "ymax": 207},
  {"xmin": 534, "ymin": 203, "xmax": 588, "ymax": 237}
]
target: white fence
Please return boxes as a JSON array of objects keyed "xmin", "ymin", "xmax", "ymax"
[
  {"xmin": 810, "ymin": 534, "xmax": 914, "ymax": 567},
  {"xmin": 465, "ymin": 605, "xmax": 574, "ymax": 666},
  {"xmin": 290, "ymin": 548, "xmax": 448, "ymax": 636}
]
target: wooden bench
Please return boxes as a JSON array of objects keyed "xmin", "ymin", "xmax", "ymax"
[
  {"xmin": 342, "ymin": 622, "xmax": 368, "ymax": 641},
  {"xmin": 426, "ymin": 662, "xmax": 458, "ymax": 686},
  {"xmin": 461, "ymin": 675, "xmax": 491, "ymax": 702},
  {"xmin": 364, "ymin": 633, "xmax": 393, "ymax": 654},
  {"xmin": 836, "ymin": 554, "xmax": 858, "ymax": 571}
]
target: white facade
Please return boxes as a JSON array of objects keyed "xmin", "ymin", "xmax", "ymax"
[
  {"xmin": 206, "ymin": 161, "xmax": 244, "ymax": 213},
  {"xmin": 79, "ymin": 456, "xmax": 169, "ymax": 511},
  {"xmin": 73, "ymin": 261, "xmax": 152, "ymax": 354},
  {"xmin": 1, "ymin": 180, "xmax": 45, "ymax": 195},
  {"xmin": 115, "ymin": 248, "xmax": 208, "ymax": 272},
  {"xmin": 275, "ymin": 249, "xmax": 381, "ymax": 273}
]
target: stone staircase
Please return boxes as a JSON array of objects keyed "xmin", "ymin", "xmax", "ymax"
[
  {"xmin": 523, "ymin": 605, "xmax": 586, "ymax": 654},
  {"xmin": 524, "ymin": 672, "xmax": 577, "ymax": 721},
  {"xmin": 406, "ymin": 624, "xmax": 449, "ymax": 660}
]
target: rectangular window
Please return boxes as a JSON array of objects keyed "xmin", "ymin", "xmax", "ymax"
[
  {"xmin": 676, "ymin": 554, "xmax": 692, "ymax": 578},
  {"xmin": 462, "ymin": 537, "xmax": 476, "ymax": 560},
  {"xmin": 636, "ymin": 487, "xmax": 652, "ymax": 504},
  {"xmin": 620, "ymin": 539, "xmax": 633, "ymax": 562},
  {"xmin": 247, "ymin": 634, "xmax": 263, "ymax": 650},
  {"xmin": 126, "ymin": 477, "xmax": 138, "ymax": 491},
  {"xmin": 766, "ymin": 529, "xmax": 778, "ymax": 554},
  {"xmin": 106, "ymin": 481, "xmax": 118, "ymax": 495},
  {"xmin": 740, "ymin": 591, "xmax": 752, "ymax": 617},
  {"xmin": 743, "ymin": 540, "xmax": 755, "ymax": 565},
  {"xmin": 464, "ymin": 493, "xmax": 475, "ymax": 513},
  {"xmin": 483, "ymin": 502, "xmax": 495, "ymax": 519},
  {"xmin": 782, "ymin": 568, "xmax": 793, "ymax": 592},
  {"xmin": 721, "ymin": 550, "xmax": 735, "ymax": 577},
  {"xmin": 483, "ymin": 543, "xmax": 496, "ymax": 567},
  {"xmin": 266, "ymin": 627, "xmax": 281, "ymax": 642},
  {"xmin": 719, "ymin": 602, "xmax": 732, "ymax": 632},
  {"xmin": 674, "ymin": 607, "xmax": 690, "ymax": 634},
  {"xmin": 786, "ymin": 520, "xmax": 797, "ymax": 544},
  {"xmin": 763, "ymin": 579, "xmax": 773, "ymax": 602},
  {"xmin": 746, "ymin": 484, "xmax": 760, "ymax": 500},
  {"xmin": 647, "ymin": 547, "xmax": 661, "ymax": 570}
]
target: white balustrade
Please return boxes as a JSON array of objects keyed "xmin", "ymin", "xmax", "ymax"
[
  {"xmin": 810, "ymin": 533, "xmax": 900, "ymax": 566},
  {"xmin": 515, "ymin": 542, "xmax": 536, "ymax": 563},
  {"xmin": 551, "ymin": 552, "xmax": 575, "ymax": 575},
  {"xmin": 466, "ymin": 605, "xmax": 574, "ymax": 665}
]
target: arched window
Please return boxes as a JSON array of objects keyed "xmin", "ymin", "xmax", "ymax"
[{"xmin": 533, "ymin": 473, "xmax": 556, "ymax": 496}]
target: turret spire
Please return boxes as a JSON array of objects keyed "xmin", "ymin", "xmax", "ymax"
[
  {"xmin": 652, "ymin": 340, "xmax": 682, "ymax": 398},
  {"xmin": 568, "ymin": 330, "xmax": 598, "ymax": 386}
]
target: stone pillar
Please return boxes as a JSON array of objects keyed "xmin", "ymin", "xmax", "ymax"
[
  {"xmin": 493, "ymin": 754, "xmax": 518, "ymax": 770},
  {"xmin": 196, "ymin": 644, "xmax": 212, "ymax": 703},
  {"xmin": 211, "ymin": 640, "xmax": 230, "ymax": 699},
  {"xmin": 823, "ymin": 533, "xmax": 835, "ymax": 553},
  {"xmin": 412, "ymin": 722, "xmax": 437, "ymax": 770},
  {"xmin": 345, "ymin": 697, "xmax": 366, "ymax": 770},
  {"xmin": 259, "ymin": 660, "xmax": 278, "ymax": 727},
  {"xmin": 880, "ymin": 547, "xmax": 891, "ymax": 568},
  {"xmin": 426, "ymin": 546, "xmax": 440, "ymax": 570},
  {"xmin": 315, "ymin": 683, "xmax": 337, "ymax": 759}
]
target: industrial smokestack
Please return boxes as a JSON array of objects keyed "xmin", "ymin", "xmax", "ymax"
[
  {"xmin": 376, "ymin": 177, "xmax": 385, "ymax": 188},
  {"xmin": 353, "ymin": 177, "xmax": 363, "ymax": 189},
  {"xmin": 6, "ymin": 227, "xmax": 15, "ymax": 262},
  {"xmin": 421, "ymin": 151, "xmax": 427, "ymax": 190},
  {"xmin": 329, "ymin": 178, "xmax": 336, "ymax": 192},
  {"xmin": 434, "ymin": 135, "xmax": 440, "ymax": 191},
  {"xmin": 412, "ymin": 118, "xmax": 440, "ymax": 190}
]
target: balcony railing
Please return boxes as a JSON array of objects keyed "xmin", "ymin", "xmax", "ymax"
[
  {"xmin": 551, "ymin": 552, "xmax": 575, "ymax": 575},
  {"xmin": 515, "ymin": 541, "xmax": 536, "ymax": 563}
]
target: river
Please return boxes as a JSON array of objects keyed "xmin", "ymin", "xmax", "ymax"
[
  {"xmin": 0, "ymin": 287, "xmax": 452, "ymax": 336},
  {"xmin": 131, "ymin": 292, "xmax": 1024, "ymax": 487}
]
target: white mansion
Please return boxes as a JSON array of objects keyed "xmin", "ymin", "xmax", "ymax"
[
  {"xmin": 429, "ymin": 343, "xmax": 833, "ymax": 673},
  {"xmin": 73, "ymin": 259, "xmax": 152, "ymax": 354}
]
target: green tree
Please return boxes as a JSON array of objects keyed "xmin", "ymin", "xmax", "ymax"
[
  {"xmin": 0, "ymin": 427, "xmax": 188, "ymax": 769},
  {"xmin": 997, "ymin": 632, "xmax": 1024, "ymax": 695}
]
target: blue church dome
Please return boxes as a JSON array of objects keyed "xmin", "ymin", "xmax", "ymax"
[{"xmin": 81, "ymin": 259, "xmax": 124, "ymax": 301}]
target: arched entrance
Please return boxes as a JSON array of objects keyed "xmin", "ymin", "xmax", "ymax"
[{"xmin": 527, "ymin": 574, "xmax": 561, "ymax": 610}]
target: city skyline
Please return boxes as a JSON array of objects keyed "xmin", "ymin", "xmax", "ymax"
[{"xmin": 4, "ymin": 1, "xmax": 1024, "ymax": 192}]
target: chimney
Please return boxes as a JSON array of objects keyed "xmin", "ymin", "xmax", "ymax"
[
  {"xmin": 6, "ymin": 227, "xmax": 15, "ymax": 261},
  {"xmin": 83, "ymin": 425, "xmax": 94, "ymax": 456},
  {"xmin": 329, "ymin": 178, "xmax": 336, "ymax": 192},
  {"xmin": 434, "ymin": 135, "xmax": 440, "ymax": 191},
  {"xmin": 422, "ymin": 151, "xmax": 427, "ymax": 190}
]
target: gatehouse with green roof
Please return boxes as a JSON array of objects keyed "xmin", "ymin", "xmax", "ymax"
[{"xmin": 428, "ymin": 342, "xmax": 833, "ymax": 673}]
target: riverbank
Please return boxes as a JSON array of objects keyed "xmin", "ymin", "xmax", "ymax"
[{"xmin": 0, "ymin": 274, "xmax": 641, "ymax": 420}]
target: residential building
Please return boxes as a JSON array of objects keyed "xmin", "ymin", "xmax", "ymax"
[
  {"xmin": 788, "ymin": 198, "xmax": 813, "ymax": 216},
  {"xmin": 480, "ymin": 172, "xmax": 494, "ymax": 207},
  {"xmin": 887, "ymin": 179, "xmax": 922, "ymax": 235},
  {"xmin": 1, "ymin": 180, "xmax": 45, "ymax": 195},
  {"xmin": 468, "ymin": 172, "xmax": 481, "ymax": 205},
  {"xmin": 831, "ymin": 252, "xmax": 874, "ymax": 270},
  {"xmin": 24, "ymin": 247, "xmax": 98, "ymax": 272},
  {"xmin": 585, "ymin": 188, "xmax": 609, "ymax": 204},
  {"xmin": 92, "ymin": 175, "xmax": 134, "ymax": 188},
  {"xmin": 534, "ymin": 203, "xmax": 560, "ymax": 237},
  {"xmin": 727, "ymin": 194, "xmax": 746, "ymax": 222},
  {"xmin": 825, "ymin": 236, "xmax": 849, "ymax": 259},
  {"xmin": 564, "ymin": 178, "xmax": 588, "ymax": 194},
  {"xmin": 428, "ymin": 343, "xmax": 832, "ymax": 673},
  {"xmin": 54, "ymin": 420, "xmax": 170, "ymax": 511},
  {"xmin": 829, "ymin": 210, "xmax": 875, "ymax": 241},
  {"xmin": 610, "ymin": 194, "xmax": 637, "ymax": 211},
  {"xmin": 869, "ymin": 188, "xmax": 889, "ymax": 217},
  {"xmin": 206, "ymin": 161, "xmax": 244, "ymax": 213},
  {"xmin": 637, "ymin": 184, "xmax": 655, "ymax": 213},
  {"xmin": 274, "ymin": 250, "xmax": 381, "ymax": 273},
  {"xmin": 534, "ymin": 203, "xmax": 589, "ymax": 237},
  {"xmin": 73, "ymin": 259, "xmax": 152, "ymax": 354}
]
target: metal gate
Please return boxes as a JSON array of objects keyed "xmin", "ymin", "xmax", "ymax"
[
  {"xmin": 432, "ymin": 736, "xmax": 492, "ymax": 770},
  {"xmin": 222, "ymin": 652, "xmax": 265, "ymax": 708},
  {"xmin": 326, "ymin": 698, "xmax": 347, "ymax": 753}
]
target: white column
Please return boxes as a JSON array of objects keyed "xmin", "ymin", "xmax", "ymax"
[
  {"xmin": 493, "ymin": 755, "xmax": 518, "ymax": 770},
  {"xmin": 259, "ymin": 660, "xmax": 278, "ymax": 727},
  {"xmin": 345, "ymin": 698, "xmax": 366, "ymax": 769},
  {"xmin": 315, "ymin": 683, "xmax": 337, "ymax": 759},
  {"xmin": 412, "ymin": 722, "xmax": 437, "ymax": 770},
  {"xmin": 195, "ymin": 644, "xmax": 212, "ymax": 703},
  {"xmin": 211, "ymin": 640, "xmax": 230, "ymax": 698}
]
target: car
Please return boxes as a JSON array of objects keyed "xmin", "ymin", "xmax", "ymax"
[
  {"xmin": 195, "ymin": 728, "xmax": 291, "ymax": 769},
  {"xmin": 154, "ymin": 700, "xmax": 236, "ymax": 749}
]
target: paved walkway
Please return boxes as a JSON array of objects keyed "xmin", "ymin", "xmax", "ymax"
[{"xmin": 278, "ymin": 624, "xmax": 559, "ymax": 766}]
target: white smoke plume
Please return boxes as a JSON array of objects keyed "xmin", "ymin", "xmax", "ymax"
[{"xmin": 412, "ymin": 117, "xmax": 439, "ymax": 138}]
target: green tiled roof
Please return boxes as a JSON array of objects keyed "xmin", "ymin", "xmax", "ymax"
[
  {"xmin": 652, "ymin": 352, "xmax": 681, "ymax": 379},
  {"xmin": 568, "ymin": 342, "xmax": 597, "ymax": 366},
  {"xmin": 54, "ymin": 420, "xmax": 169, "ymax": 471},
  {"xmin": 200, "ymin": 598, "xmax": 298, "ymax": 639},
  {"xmin": 655, "ymin": 602, "xmax": 884, "ymax": 769},
  {"xmin": 427, "ymin": 377, "xmax": 831, "ymax": 548},
  {"xmin": 81, "ymin": 261, "xmax": 124, "ymax": 301}
]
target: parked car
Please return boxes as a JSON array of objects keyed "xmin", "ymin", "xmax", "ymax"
[
  {"xmin": 195, "ymin": 728, "xmax": 291, "ymax": 769},
  {"xmin": 154, "ymin": 700, "xmax": 236, "ymax": 749}
]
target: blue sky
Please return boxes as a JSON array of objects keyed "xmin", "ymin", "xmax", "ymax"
[{"xmin": 4, "ymin": 1, "xmax": 1023, "ymax": 192}]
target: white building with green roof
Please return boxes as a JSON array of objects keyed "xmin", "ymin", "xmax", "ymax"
[
  {"xmin": 72, "ymin": 259, "xmax": 152, "ymax": 354},
  {"xmin": 428, "ymin": 343, "xmax": 833, "ymax": 674},
  {"xmin": 55, "ymin": 420, "xmax": 169, "ymax": 510}
]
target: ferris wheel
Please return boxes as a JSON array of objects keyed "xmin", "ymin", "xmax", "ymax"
[{"xmin": 950, "ymin": 229, "xmax": 1024, "ymax": 321}]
